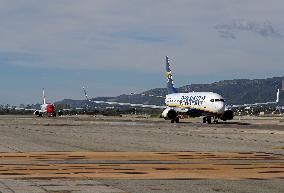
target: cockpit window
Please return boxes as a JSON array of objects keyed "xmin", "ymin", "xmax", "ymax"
[{"xmin": 211, "ymin": 99, "xmax": 225, "ymax": 102}]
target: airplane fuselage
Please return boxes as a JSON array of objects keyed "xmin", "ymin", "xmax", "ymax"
[
  {"xmin": 40, "ymin": 103, "xmax": 55, "ymax": 115},
  {"xmin": 34, "ymin": 103, "xmax": 56, "ymax": 117},
  {"xmin": 165, "ymin": 92, "xmax": 225, "ymax": 116}
]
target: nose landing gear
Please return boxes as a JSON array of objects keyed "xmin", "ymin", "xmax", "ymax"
[{"xmin": 171, "ymin": 117, "xmax": 180, "ymax": 123}]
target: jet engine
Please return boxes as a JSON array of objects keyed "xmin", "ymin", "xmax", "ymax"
[
  {"xmin": 220, "ymin": 110, "xmax": 234, "ymax": 121},
  {"xmin": 34, "ymin": 110, "xmax": 39, "ymax": 116},
  {"xmin": 162, "ymin": 109, "xmax": 178, "ymax": 120},
  {"xmin": 34, "ymin": 110, "xmax": 43, "ymax": 117}
]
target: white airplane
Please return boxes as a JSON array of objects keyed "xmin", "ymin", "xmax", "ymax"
[
  {"xmin": 83, "ymin": 56, "xmax": 280, "ymax": 124},
  {"xmin": 82, "ymin": 56, "xmax": 232, "ymax": 123},
  {"xmin": 162, "ymin": 57, "xmax": 279, "ymax": 123},
  {"xmin": 159, "ymin": 56, "xmax": 234, "ymax": 123},
  {"xmin": 34, "ymin": 89, "xmax": 63, "ymax": 117}
]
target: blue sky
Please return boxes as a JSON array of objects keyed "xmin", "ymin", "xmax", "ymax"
[{"xmin": 0, "ymin": 0, "xmax": 284, "ymax": 104}]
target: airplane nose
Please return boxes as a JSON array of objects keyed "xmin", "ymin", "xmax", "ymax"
[{"xmin": 216, "ymin": 102, "xmax": 225, "ymax": 113}]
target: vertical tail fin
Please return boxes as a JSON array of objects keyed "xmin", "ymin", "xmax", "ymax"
[
  {"xmin": 82, "ymin": 86, "xmax": 90, "ymax": 101},
  {"xmin": 42, "ymin": 88, "xmax": 46, "ymax": 105},
  {"xmin": 166, "ymin": 56, "xmax": 177, "ymax": 94},
  {"xmin": 82, "ymin": 86, "xmax": 90, "ymax": 109}
]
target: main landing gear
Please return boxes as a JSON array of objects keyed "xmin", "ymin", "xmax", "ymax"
[
  {"xmin": 203, "ymin": 116, "xmax": 212, "ymax": 124},
  {"xmin": 171, "ymin": 117, "xmax": 180, "ymax": 123},
  {"xmin": 203, "ymin": 117, "xmax": 219, "ymax": 124}
]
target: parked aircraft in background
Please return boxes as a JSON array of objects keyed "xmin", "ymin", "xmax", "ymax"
[{"xmin": 34, "ymin": 89, "xmax": 63, "ymax": 117}]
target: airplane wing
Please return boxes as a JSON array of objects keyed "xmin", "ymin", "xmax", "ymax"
[
  {"xmin": 13, "ymin": 107, "xmax": 37, "ymax": 111},
  {"xmin": 82, "ymin": 87, "xmax": 166, "ymax": 109},
  {"xmin": 226, "ymin": 89, "xmax": 280, "ymax": 109},
  {"xmin": 24, "ymin": 108, "xmax": 37, "ymax": 111}
]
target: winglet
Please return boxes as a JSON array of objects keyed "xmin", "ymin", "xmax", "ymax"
[
  {"xmin": 276, "ymin": 89, "xmax": 280, "ymax": 103},
  {"xmin": 166, "ymin": 56, "xmax": 177, "ymax": 94}
]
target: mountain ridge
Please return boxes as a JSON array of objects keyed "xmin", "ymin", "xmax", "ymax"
[{"xmin": 55, "ymin": 76, "xmax": 284, "ymax": 108}]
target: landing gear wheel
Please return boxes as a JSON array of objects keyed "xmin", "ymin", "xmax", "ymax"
[
  {"xmin": 52, "ymin": 112, "xmax": 56, "ymax": 117},
  {"xmin": 171, "ymin": 119, "xmax": 175, "ymax": 123},
  {"xmin": 203, "ymin": 116, "xmax": 212, "ymax": 124},
  {"xmin": 207, "ymin": 117, "xmax": 212, "ymax": 124},
  {"xmin": 175, "ymin": 117, "xmax": 180, "ymax": 123}
]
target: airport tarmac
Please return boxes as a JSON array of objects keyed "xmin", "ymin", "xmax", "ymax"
[{"xmin": 0, "ymin": 115, "xmax": 283, "ymax": 193}]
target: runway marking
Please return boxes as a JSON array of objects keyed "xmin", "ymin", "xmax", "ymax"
[{"xmin": 0, "ymin": 152, "xmax": 283, "ymax": 180}]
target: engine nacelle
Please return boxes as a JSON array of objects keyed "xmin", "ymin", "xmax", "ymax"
[
  {"xmin": 34, "ymin": 110, "xmax": 40, "ymax": 115},
  {"xmin": 220, "ymin": 110, "xmax": 234, "ymax": 121},
  {"xmin": 162, "ymin": 109, "xmax": 178, "ymax": 120}
]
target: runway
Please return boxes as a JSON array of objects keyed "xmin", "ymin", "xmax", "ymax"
[{"xmin": 0, "ymin": 115, "xmax": 283, "ymax": 192}]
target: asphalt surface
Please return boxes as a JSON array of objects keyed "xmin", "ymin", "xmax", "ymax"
[{"xmin": 0, "ymin": 115, "xmax": 283, "ymax": 193}]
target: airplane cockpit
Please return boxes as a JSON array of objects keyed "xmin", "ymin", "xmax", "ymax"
[{"xmin": 210, "ymin": 99, "xmax": 225, "ymax": 102}]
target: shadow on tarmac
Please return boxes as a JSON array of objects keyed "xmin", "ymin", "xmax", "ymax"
[{"xmin": 216, "ymin": 121, "xmax": 251, "ymax": 125}]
